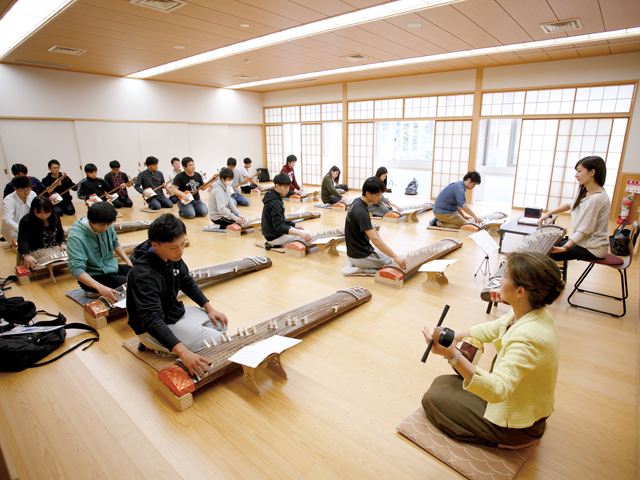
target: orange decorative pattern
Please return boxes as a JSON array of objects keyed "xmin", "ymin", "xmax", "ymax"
[
  {"xmin": 227, "ymin": 224, "xmax": 242, "ymax": 232},
  {"xmin": 285, "ymin": 241, "xmax": 306, "ymax": 251},
  {"xmin": 461, "ymin": 224, "xmax": 480, "ymax": 232},
  {"xmin": 84, "ymin": 301, "xmax": 110, "ymax": 319},
  {"xmin": 15, "ymin": 265, "xmax": 31, "ymax": 277},
  {"xmin": 158, "ymin": 365, "xmax": 195, "ymax": 397},
  {"xmin": 290, "ymin": 194, "xmax": 301, "ymax": 199},
  {"xmin": 378, "ymin": 267, "xmax": 404, "ymax": 281},
  {"xmin": 384, "ymin": 212, "xmax": 401, "ymax": 218}
]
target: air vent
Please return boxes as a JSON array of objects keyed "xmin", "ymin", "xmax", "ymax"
[
  {"xmin": 129, "ymin": 0, "xmax": 187, "ymax": 13},
  {"xmin": 12, "ymin": 59, "xmax": 71, "ymax": 68},
  {"xmin": 341, "ymin": 53, "xmax": 372, "ymax": 62},
  {"xmin": 48, "ymin": 46, "xmax": 86, "ymax": 55},
  {"xmin": 541, "ymin": 19, "xmax": 582, "ymax": 33},
  {"xmin": 233, "ymin": 74, "xmax": 258, "ymax": 80}
]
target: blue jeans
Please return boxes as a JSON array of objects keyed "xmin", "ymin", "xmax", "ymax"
[
  {"xmin": 231, "ymin": 192, "xmax": 250, "ymax": 207},
  {"xmin": 146, "ymin": 196, "xmax": 173, "ymax": 210},
  {"xmin": 178, "ymin": 199, "xmax": 208, "ymax": 219}
]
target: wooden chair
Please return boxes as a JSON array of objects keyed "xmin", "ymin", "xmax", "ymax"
[{"xmin": 567, "ymin": 221, "xmax": 638, "ymax": 318}]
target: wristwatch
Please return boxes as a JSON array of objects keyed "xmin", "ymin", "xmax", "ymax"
[{"xmin": 448, "ymin": 350, "xmax": 462, "ymax": 367}]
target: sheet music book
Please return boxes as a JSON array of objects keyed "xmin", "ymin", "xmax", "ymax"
[
  {"xmin": 469, "ymin": 230, "xmax": 499, "ymax": 255},
  {"xmin": 418, "ymin": 259, "xmax": 458, "ymax": 273},
  {"xmin": 228, "ymin": 335, "xmax": 302, "ymax": 369}
]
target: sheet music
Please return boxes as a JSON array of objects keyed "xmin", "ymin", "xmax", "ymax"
[
  {"xmin": 418, "ymin": 259, "xmax": 458, "ymax": 273},
  {"xmin": 228, "ymin": 335, "xmax": 302, "ymax": 368},
  {"xmin": 469, "ymin": 230, "xmax": 500, "ymax": 255},
  {"xmin": 337, "ymin": 245, "xmax": 348, "ymax": 253}
]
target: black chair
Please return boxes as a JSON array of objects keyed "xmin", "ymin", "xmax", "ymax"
[{"xmin": 567, "ymin": 221, "xmax": 638, "ymax": 317}]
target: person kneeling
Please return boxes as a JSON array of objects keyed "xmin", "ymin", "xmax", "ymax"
[
  {"xmin": 421, "ymin": 252, "xmax": 564, "ymax": 448},
  {"xmin": 127, "ymin": 214, "xmax": 228, "ymax": 376},
  {"xmin": 261, "ymin": 173, "xmax": 311, "ymax": 247},
  {"xmin": 208, "ymin": 167, "xmax": 246, "ymax": 230},
  {"xmin": 67, "ymin": 202, "xmax": 132, "ymax": 302}
]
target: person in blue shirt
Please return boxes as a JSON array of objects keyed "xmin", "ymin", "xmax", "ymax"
[{"xmin": 433, "ymin": 171, "xmax": 482, "ymax": 229}]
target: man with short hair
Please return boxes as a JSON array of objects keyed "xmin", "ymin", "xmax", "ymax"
[
  {"xmin": 165, "ymin": 157, "xmax": 182, "ymax": 204},
  {"xmin": 77, "ymin": 164, "xmax": 110, "ymax": 201},
  {"xmin": 3, "ymin": 164, "xmax": 47, "ymax": 198},
  {"xmin": 208, "ymin": 167, "xmax": 246, "ymax": 230},
  {"xmin": 261, "ymin": 173, "xmax": 311, "ymax": 246},
  {"xmin": 226, "ymin": 157, "xmax": 250, "ymax": 207},
  {"xmin": 127, "ymin": 214, "xmax": 228, "ymax": 376},
  {"xmin": 240, "ymin": 157, "xmax": 261, "ymax": 194},
  {"xmin": 433, "ymin": 171, "xmax": 482, "ymax": 229},
  {"xmin": 1, "ymin": 176, "xmax": 36, "ymax": 243},
  {"xmin": 170, "ymin": 157, "xmax": 209, "ymax": 219},
  {"xmin": 67, "ymin": 202, "xmax": 132, "ymax": 302},
  {"xmin": 343, "ymin": 177, "xmax": 407, "ymax": 276},
  {"xmin": 135, "ymin": 156, "xmax": 173, "ymax": 210},
  {"xmin": 104, "ymin": 160, "xmax": 133, "ymax": 208},
  {"xmin": 280, "ymin": 154, "xmax": 302, "ymax": 197},
  {"xmin": 42, "ymin": 159, "xmax": 77, "ymax": 216}
]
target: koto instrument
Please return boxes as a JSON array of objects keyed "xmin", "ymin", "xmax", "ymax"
[
  {"xmin": 15, "ymin": 246, "xmax": 68, "ymax": 285},
  {"xmin": 459, "ymin": 212, "xmax": 508, "ymax": 233},
  {"xmin": 383, "ymin": 202, "xmax": 434, "ymax": 223},
  {"xmin": 375, "ymin": 238, "xmax": 463, "ymax": 289},
  {"xmin": 481, "ymin": 224, "xmax": 566, "ymax": 308},
  {"xmin": 158, "ymin": 286, "xmax": 372, "ymax": 409},
  {"xmin": 83, "ymin": 256, "xmax": 271, "ymax": 328},
  {"xmin": 226, "ymin": 211, "xmax": 321, "ymax": 237},
  {"xmin": 251, "ymin": 182, "xmax": 275, "ymax": 195},
  {"xmin": 288, "ymin": 190, "xmax": 319, "ymax": 202},
  {"xmin": 285, "ymin": 223, "xmax": 380, "ymax": 258},
  {"xmin": 112, "ymin": 220, "xmax": 152, "ymax": 233}
]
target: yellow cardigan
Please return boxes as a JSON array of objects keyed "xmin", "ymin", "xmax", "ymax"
[{"xmin": 464, "ymin": 307, "xmax": 559, "ymax": 429}]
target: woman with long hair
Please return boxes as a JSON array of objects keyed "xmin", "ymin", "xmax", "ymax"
[
  {"xmin": 369, "ymin": 167, "xmax": 402, "ymax": 216},
  {"xmin": 17, "ymin": 196, "xmax": 66, "ymax": 268},
  {"xmin": 321, "ymin": 166, "xmax": 347, "ymax": 205},
  {"xmin": 422, "ymin": 252, "xmax": 565, "ymax": 448},
  {"xmin": 539, "ymin": 156, "xmax": 610, "ymax": 261}
]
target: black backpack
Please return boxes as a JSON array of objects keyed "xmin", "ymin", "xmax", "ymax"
[
  {"xmin": 257, "ymin": 168, "xmax": 270, "ymax": 182},
  {"xmin": 405, "ymin": 178, "xmax": 419, "ymax": 195},
  {"xmin": 0, "ymin": 297, "xmax": 99, "ymax": 372}
]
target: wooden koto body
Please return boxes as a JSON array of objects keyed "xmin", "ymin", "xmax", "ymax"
[
  {"xmin": 285, "ymin": 223, "xmax": 380, "ymax": 258},
  {"xmin": 383, "ymin": 203, "xmax": 434, "ymax": 223},
  {"xmin": 459, "ymin": 212, "xmax": 508, "ymax": 233},
  {"xmin": 375, "ymin": 238, "xmax": 463, "ymax": 289},
  {"xmin": 158, "ymin": 287, "xmax": 372, "ymax": 404},
  {"xmin": 226, "ymin": 211, "xmax": 321, "ymax": 237},
  {"xmin": 84, "ymin": 256, "xmax": 271, "ymax": 327},
  {"xmin": 288, "ymin": 191, "xmax": 319, "ymax": 203},
  {"xmin": 480, "ymin": 224, "xmax": 566, "ymax": 303}
]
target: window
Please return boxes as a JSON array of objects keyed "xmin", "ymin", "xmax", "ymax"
[
  {"xmin": 374, "ymin": 121, "xmax": 434, "ymax": 163},
  {"xmin": 478, "ymin": 119, "xmax": 521, "ymax": 167}
]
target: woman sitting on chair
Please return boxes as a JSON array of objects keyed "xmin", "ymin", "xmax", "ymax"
[
  {"xmin": 17, "ymin": 196, "xmax": 67, "ymax": 268},
  {"xmin": 422, "ymin": 252, "xmax": 565, "ymax": 448},
  {"xmin": 539, "ymin": 156, "xmax": 610, "ymax": 261}
]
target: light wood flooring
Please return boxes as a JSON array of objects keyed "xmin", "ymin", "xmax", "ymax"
[{"xmin": 0, "ymin": 190, "xmax": 637, "ymax": 480}]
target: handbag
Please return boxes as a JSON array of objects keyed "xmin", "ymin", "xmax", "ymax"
[
  {"xmin": 256, "ymin": 168, "xmax": 270, "ymax": 182},
  {"xmin": 609, "ymin": 220, "xmax": 631, "ymax": 256},
  {"xmin": 0, "ymin": 301, "xmax": 99, "ymax": 372}
]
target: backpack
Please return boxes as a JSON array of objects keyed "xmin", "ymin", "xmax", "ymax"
[
  {"xmin": 405, "ymin": 178, "xmax": 419, "ymax": 195},
  {"xmin": 257, "ymin": 168, "xmax": 270, "ymax": 182},
  {"xmin": 0, "ymin": 297, "xmax": 99, "ymax": 372},
  {"xmin": 337, "ymin": 184, "xmax": 349, "ymax": 192}
]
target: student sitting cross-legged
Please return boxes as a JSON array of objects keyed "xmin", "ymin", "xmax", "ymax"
[
  {"xmin": 67, "ymin": 202, "xmax": 132, "ymax": 302},
  {"xmin": 2, "ymin": 175, "xmax": 37, "ymax": 244},
  {"xmin": 342, "ymin": 177, "xmax": 407, "ymax": 276},
  {"xmin": 208, "ymin": 167, "xmax": 246, "ymax": 230},
  {"xmin": 261, "ymin": 173, "xmax": 312, "ymax": 247},
  {"xmin": 127, "ymin": 214, "xmax": 229, "ymax": 376},
  {"xmin": 17, "ymin": 197, "xmax": 66, "ymax": 268}
]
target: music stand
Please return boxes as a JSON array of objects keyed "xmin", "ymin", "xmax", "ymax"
[{"xmin": 469, "ymin": 230, "xmax": 499, "ymax": 278}]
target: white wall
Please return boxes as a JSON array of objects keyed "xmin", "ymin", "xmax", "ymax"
[{"xmin": 0, "ymin": 65, "xmax": 265, "ymax": 199}]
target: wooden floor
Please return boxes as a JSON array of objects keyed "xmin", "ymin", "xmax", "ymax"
[{"xmin": 0, "ymin": 191, "xmax": 637, "ymax": 480}]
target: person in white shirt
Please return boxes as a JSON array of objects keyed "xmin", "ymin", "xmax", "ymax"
[
  {"xmin": 226, "ymin": 157, "xmax": 250, "ymax": 207},
  {"xmin": 2, "ymin": 175, "xmax": 37, "ymax": 244},
  {"xmin": 166, "ymin": 157, "xmax": 182, "ymax": 204},
  {"xmin": 240, "ymin": 157, "xmax": 261, "ymax": 194}
]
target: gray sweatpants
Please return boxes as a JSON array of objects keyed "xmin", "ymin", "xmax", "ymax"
[
  {"xmin": 138, "ymin": 305, "xmax": 227, "ymax": 354},
  {"xmin": 347, "ymin": 246, "xmax": 392, "ymax": 270}
]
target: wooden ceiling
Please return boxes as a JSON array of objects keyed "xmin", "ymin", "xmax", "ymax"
[{"xmin": 1, "ymin": 0, "xmax": 640, "ymax": 93}]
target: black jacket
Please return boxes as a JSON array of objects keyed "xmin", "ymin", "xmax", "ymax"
[
  {"xmin": 126, "ymin": 240, "xmax": 209, "ymax": 351},
  {"xmin": 261, "ymin": 189, "xmax": 295, "ymax": 242},
  {"xmin": 77, "ymin": 177, "xmax": 109, "ymax": 200},
  {"xmin": 41, "ymin": 173, "xmax": 77, "ymax": 202}
]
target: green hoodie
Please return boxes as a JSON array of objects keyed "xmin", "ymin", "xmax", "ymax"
[{"xmin": 67, "ymin": 217, "xmax": 121, "ymax": 279}]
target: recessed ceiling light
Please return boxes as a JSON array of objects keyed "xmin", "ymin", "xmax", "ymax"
[
  {"xmin": 226, "ymin": 26, "xmax": 640, "ymax": 89},
  {"xmin": 173, "ymin": 46, "xmax": 185, "ymax": 49},
  {"xmin": 240, "ymin": 24, "xmax": 250, "ymax": 28},
  {"xmin": 407, "ymin": 23, "xmax": 421, "ymax": 28},
  {"xmin": 127, "ymin": 0, "xmax": 469, "ymax": 79}
]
